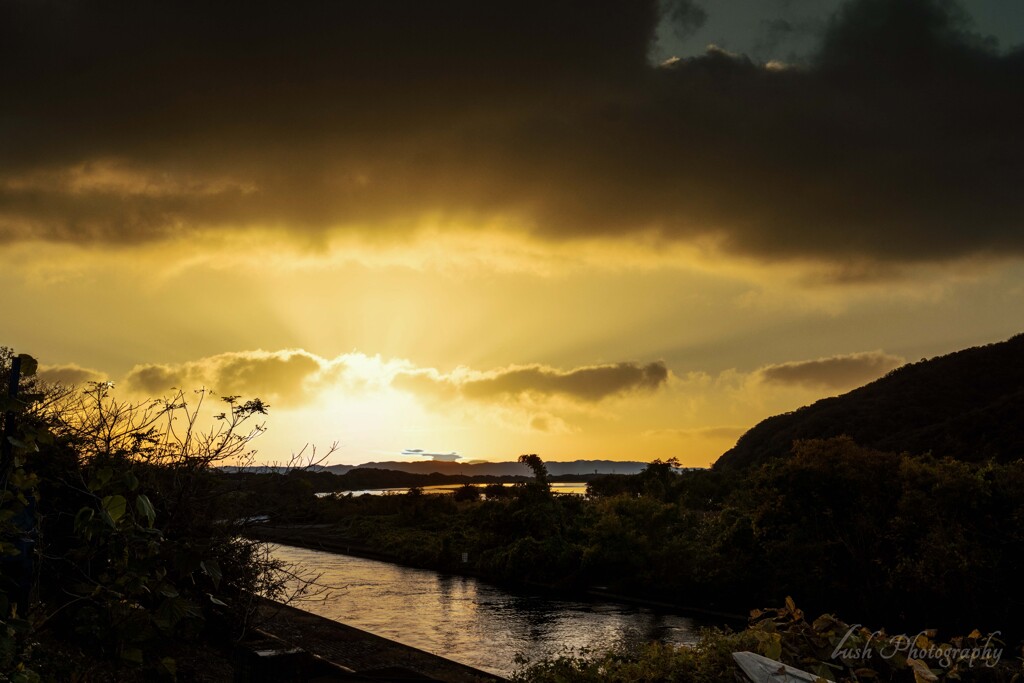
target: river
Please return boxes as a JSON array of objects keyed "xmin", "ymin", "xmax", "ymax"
[
  {"xmin": 270, "ymin": 543, "xmax": 711, "ymax": 677},
  {"xmin": 316, "ymin": 482, "xmax": 590, "ymax": 497}
]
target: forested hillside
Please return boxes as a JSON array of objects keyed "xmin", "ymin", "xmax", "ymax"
[{"xmin": 716, "ymin": 333, "xmax": 1024, "ymax": 470}]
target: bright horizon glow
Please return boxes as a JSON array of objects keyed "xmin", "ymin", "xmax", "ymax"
[{"xmin": 7, "ymin": 231, "xmax": 1024, "ymax": 467}]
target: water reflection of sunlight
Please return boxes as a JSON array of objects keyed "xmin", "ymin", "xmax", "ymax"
[
  {"xmin": 317, "ymin": 482, "xmax": 591, "ymax": 497},
  {"xmin": 271, "ymin": 543, "xmax": 709, "ymax": 677}
]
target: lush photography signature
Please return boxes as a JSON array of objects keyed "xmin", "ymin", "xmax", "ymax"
[{"xmin": 832, "ymin": 625, "xmax": 1003, "ymax": 669}]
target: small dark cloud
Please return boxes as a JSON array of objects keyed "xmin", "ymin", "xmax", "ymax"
[
  {"xmin": 2, "ymin": 0, "xmax": 1022, "ymax": 271},
  {"xmin": 37, "ymin": 364, "xmax": 106, "ymax": 386},
  {"xmin": 759, "ymin": 351, "xmax": 903, "ymax": 389}
]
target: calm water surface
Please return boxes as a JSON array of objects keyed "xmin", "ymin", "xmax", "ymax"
[
  {"xmin": 317, "ymin": 482, "xmax": 590, "ymax": 497},
  {"xmin": 270, "ymin": 543, "xmax": 708, "ymax": 676}
]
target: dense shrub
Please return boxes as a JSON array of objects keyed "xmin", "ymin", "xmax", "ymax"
[
  {"xmin": 268, "ymin": 443, "xmax": 1024, "ymax": 640},
  {"xmin": 1, "ymin": 352, "xmax": 295, "ymax": 679},
  {"xmin": 513, "ymin": 599, "xmax": 1020, "ymax": 683}
]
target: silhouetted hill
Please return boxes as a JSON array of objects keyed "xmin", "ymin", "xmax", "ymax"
[{"xmin": 715, "ymin": 333, "xmax": 1024, "ymax": 471}]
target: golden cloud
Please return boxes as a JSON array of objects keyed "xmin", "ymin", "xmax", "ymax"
[
  {"xmin": 394, "ymin": 361, "xmax": 669, "ymax": 405},
  {"xmin": 37, "ymin": 363, "xmax": 107, "ymax": 386},
  {"xmin": 124, "ymin": 350, "xmax": 325, "ymax": 404},
  {"xmin": 757, "ymin": 351, "xmax": 904, "ymax": 390}
]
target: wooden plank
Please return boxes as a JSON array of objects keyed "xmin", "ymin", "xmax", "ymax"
[{"xmin": 732, "ymin": 651, "xmax": 834, "ymax": 683}]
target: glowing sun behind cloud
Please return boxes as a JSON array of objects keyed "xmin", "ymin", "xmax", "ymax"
[{"xmin": 3, "ymin": 0, "xmax": 1024, "ymax": 467}]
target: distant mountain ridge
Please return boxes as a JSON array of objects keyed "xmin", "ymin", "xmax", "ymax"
[
  {"xmin": 223, "ymin": 459, "xmax": 649, "ymax": 476},
  {"xmin": 323, "ymin": 459, "xmax": 648, "ymax": 477},
  {"xmin": 715, "ymin": 333, "xmax": 1024, "ymax": 471}
]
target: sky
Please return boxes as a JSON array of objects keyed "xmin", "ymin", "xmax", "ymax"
[{"xmin": 2, "ymin": 0, "xmax": 1023, "ymax": 467}]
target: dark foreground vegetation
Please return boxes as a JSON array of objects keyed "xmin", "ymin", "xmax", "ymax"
[
  {"xmin": 244, "ymin": 445, "xmax": 1024, "ymax": 681},
  {"xmin": 0, "ymin": 349, "xmax": 298, "ymax": 681},
  {"xmin": 511, "ymin": 600, "xmax": 1016, "ymax": 682},
  {"xmin": 245, "ymin": 443, "xmax": 1024, "ymax": 639}
]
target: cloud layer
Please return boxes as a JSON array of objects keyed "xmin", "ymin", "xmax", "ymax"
[
  {"xmin": 2, "ymin": 0, "xmax": 1022, "ymax": 269},
  {"xmin": 43, "ymin": 344, "xmax": 909, "ymax": 463},
  {"xmin": 119, "ymin": 350, "xmax": 668, "ymax": 426},
  {"xmin": 37, "ymin": 364, "xmax": 107, "ymax": 386},
  {"xmin": 125, "ymin": 350, "xmax": 325, "ymax": 404}
]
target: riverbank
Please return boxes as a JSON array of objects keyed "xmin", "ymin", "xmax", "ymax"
[
  {"xmin": 249, "ymin": 523, "xmax": 439, "ymax": 571},
  {"xmin": 247, "ymin": 523, "xmax": 746, "ymax": 624}
]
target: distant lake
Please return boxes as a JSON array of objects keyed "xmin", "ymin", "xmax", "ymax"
[
  {"xmin": 270, "ymin": 543, "xmax": 709, "ymax": 677},
  {"xmin": 317, "ymin": 482, "xmax": 590, "ymax": 497}
]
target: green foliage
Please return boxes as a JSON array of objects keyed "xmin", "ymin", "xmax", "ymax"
[
  {"xmin": 483, "ymin": 483, "xmax": 514, "ymax": 500},
  {"xmin": 512, "ymin": 629, "xmax": 757, "ymax": 683},
  {"xmin": 452, "ymin": 484, "xmax": 482, "ymax": 502},
  {"xmin": 287, "ymin": 437, "xmax": 1024, "ymax": 639},
  {"xmin": 1, "ymin": 348, "xmax": 291, "ymax": 679},
  {"xmin": 744, "ymin": 599, "xmax": 1018, "ymax": 683},
  {"xmin": 719, "ymin": 438, "xmax": 1024, "ymax": 628},
  {"xmin": 513, "ymin": 599, "xmax": 1020, "ymax": 682},
  {"xmin": 519, "ymin": 454, "xmax": 550, "ymax": 491},
  {"xmin": 0, "ymin": 351, "xmax": 44, "ymax": 680}
]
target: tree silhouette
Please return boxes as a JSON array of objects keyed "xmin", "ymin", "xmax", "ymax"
[{"xmin": 517, "ymin": 453, "xmax": 549, "ymax": 489}]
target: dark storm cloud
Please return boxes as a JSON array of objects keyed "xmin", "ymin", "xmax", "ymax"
[
  {"xmin": 662, "ymin": 0, "xmax": 709, "ymax": 38},
  {"xmin": 395, "ymin": 361, "xmax": 669, "ymax": 404},
  {"xmin": 754, "ymin": 16, "xmax": 825, "ymax": 60},
  {"xmin": 758, "ymin": 351, "xmax": 903, "ymax": 389},
  {"xmin": 1, "ymin": 0, "xmax": 1022, "ymax": 267}
]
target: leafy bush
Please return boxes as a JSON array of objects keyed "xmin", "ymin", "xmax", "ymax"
[
  {"xmin": 514, "ymin": 599, "xmax": 1020, "ymax": 683},
  {"xmin": 512, "ymin": 628, "xmax": 756, "ymax": 683},
  {"xmin": 1, "ymin": 351, "xmax": 296, "ymax": 679}
]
